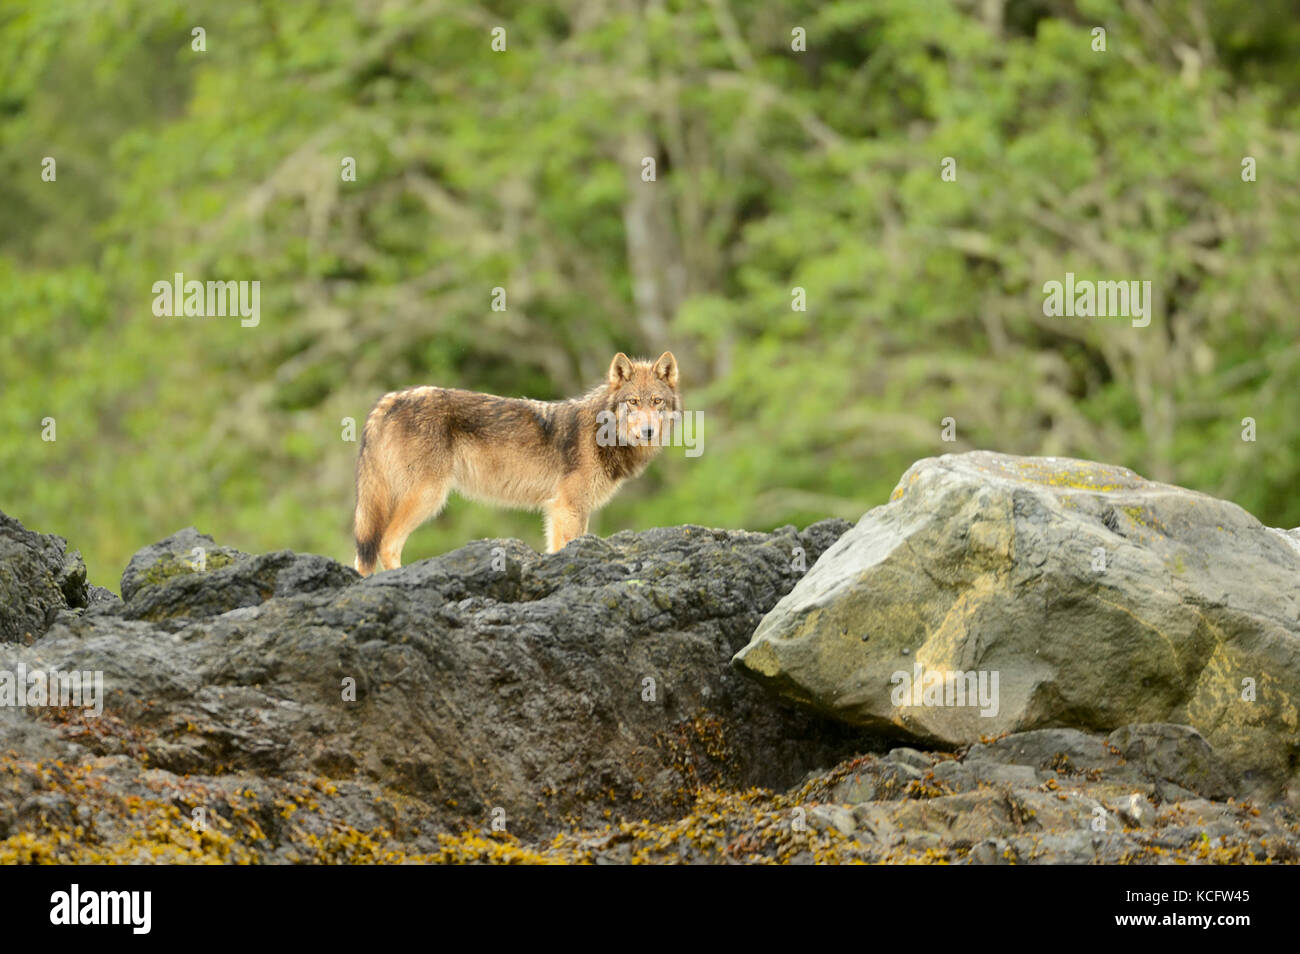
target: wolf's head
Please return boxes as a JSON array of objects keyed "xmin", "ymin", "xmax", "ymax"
[{"xmin": 604, "ymin": 351, "xmax": 680, "ymax": 447}]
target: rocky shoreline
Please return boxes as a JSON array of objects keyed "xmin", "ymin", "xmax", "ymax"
[{"xmin": 2, "ymin": 452, "xmax": 1297, "ymax": 863}]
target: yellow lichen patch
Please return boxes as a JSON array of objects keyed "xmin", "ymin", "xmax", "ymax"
[
  {"xmin": 0, "ymin": 754, "xmax": 400, "ymax": 865},
  {"xmin": 419, "ymin": 831, "xmax": 576, "ymax": 865},
  {"xmin": 972, "ymin": 455, "xmax": 1144, "ymax": 492},
  {"xmin": 654, "ymin": 711, "xmax": 740, "ymax": 808},
  {"xmin": 1121, "ymin": 505, "xmax": 1169, "ymax": 534},
  {"xmin": 4, "ymin": 732, "xmax": 1296, "ymax": 864},
  {"xmin": 137, "ymin": 551, "xmax": 237, "ymax": 588}
]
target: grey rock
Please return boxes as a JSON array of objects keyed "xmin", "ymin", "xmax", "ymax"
[
  {"xmin": 118, "ymin": 528, "xmax": 357, "ymax": 622},
  {"xmin": 971, "ymin": 762, "xmax": 1040, "ymax": 789},
  {"xmin": 808, "ymin": 804, "xmax": 856, "ymax": 836},
  {"xmin": 967, "ymin": 840, "xmax": 1004, "ymax": 865},
  {"xmin": 931, "ymin": 758, "xmax": 976, "ymax": 792},
  {"xmin": 1106, "ymin": 723, "xmax": 1233, "ymax": 800},
  {"xmin": 119, "ymin": 527, "xmax": 242, "ymax": 601},
  {"xmin": 964, "ymin": 727, "xmax": 1121, "ymax": 776},
  {"xmin": 887, "ymin": 746, "xmax": 932, "ymax": 772},
  {"xmin": 831, "ymin": 771, "xmax": 878, "ymax": 804},
  {"xmin": 0, "ymin": 512, "xmax": 88, "ymax": 643},
  {"xmin": 1103, "ymin": 792, "xmax": 1155, "ymax": 828}
]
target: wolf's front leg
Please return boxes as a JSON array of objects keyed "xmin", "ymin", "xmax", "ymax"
[{"xmin": 544, "ymin": 499, "xmax": 590, "ymax": 553}]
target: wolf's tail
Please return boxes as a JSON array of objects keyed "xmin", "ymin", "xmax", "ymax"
[{"xmin": 353, "ymin": 429, "xmax": 388, "ymax": 576}]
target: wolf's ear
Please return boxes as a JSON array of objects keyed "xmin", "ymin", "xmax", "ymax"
[
  {"xmin": 608, "ymin": 352, "xmax": 635, "ymax": 388},
  {"xmin": 652, "ymin": 351, "xmax": 678, "ymax": 388}
]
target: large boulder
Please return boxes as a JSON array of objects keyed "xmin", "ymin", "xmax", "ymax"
[{"xmin": 733, "ymin": 452, "xmax": 1300, "ymax": 800}]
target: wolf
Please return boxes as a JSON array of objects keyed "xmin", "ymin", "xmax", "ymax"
[{"xmin": 352, "ymin": 351, "xmax": 680, "ymax": 575}]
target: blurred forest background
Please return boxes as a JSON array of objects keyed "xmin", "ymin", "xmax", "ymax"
[{"xmin": 2, "ymin": 0, "xmax": 1298, "ymax": 591}]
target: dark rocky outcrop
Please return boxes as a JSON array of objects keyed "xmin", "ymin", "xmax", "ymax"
[
  {"xmin": 0, "ymin": 512, "xmax": 89, "ymax": 644},
  {"xmin": 0, "ymin": 514, "xmax": 875, "ymax": 858}
]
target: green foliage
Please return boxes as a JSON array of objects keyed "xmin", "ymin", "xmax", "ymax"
[{"xmin": 2, "ymin": 0, "xmax": 1298, "ymax": 590}]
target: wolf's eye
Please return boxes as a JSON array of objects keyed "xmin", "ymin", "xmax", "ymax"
[
  {"xmin": 626, "ymin": 398, "xmax": 639, "ymax": 407},
  {"xmin": 652, "ymin": 397, "xmax": 664, "ymax": 407}
]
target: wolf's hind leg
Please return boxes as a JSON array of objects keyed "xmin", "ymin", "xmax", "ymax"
[
  {"xmin": 379, "ymin": 480, "xmax": 450, "ymax": 570},
  {"xmin": 543, "ymin": 496, "xmax": 590, "ymax": 553}
]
